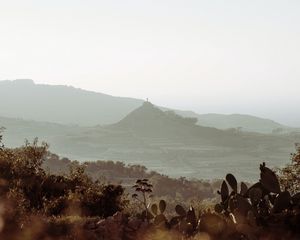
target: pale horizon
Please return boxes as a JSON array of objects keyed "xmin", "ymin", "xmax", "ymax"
[{"xmin": 1, "ymin": 1, "xmax": 300, "ymax": 126}]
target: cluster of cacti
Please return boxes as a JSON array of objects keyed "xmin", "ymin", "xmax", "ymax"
[
  {"xmin": 150, "ymin": 200, "xmax": 168, "ymax": 225},
  {"xmin": 134, "ymin": 163, "xmax": 300, "ymax": 239},
  {"xmin": 146, "ymin": 201, "xmax": 228, "ymax": 238},
  {"xmin": 213, "ymin": 162, "xmax": 300, "ymax": 239}
]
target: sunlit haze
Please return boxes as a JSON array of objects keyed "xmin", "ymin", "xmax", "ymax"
[{"xmin": 1, "ymin": 0, "xmax": 299, "ymax": 126}]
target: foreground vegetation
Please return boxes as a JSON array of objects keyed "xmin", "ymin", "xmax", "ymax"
[{"xmin": 0, "ymin": 132, "xmax": 299, "ymax": 239}]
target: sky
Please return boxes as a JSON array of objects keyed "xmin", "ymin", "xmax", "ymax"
[{"xmin": 0, "ymin": 0, "xmax": 300, "ymax": 126}]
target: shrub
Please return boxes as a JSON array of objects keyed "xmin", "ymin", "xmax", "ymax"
[
  {"xmin": 278, "ymin": 143, "xmax": 300, "ymax": 194},
  {"xmin": 0, "ymin": 136, "xmax": 127, "ymax": 238}
]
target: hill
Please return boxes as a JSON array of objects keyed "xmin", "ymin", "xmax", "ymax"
[
  {"xmin": 196, "ymin": 113, "xmax": 288, "ymax": 133},
  {"xmin": 57, "ymin": 103, "xmax": 299, "ymax": 180},
  {"xmin": 110, "ymin": 102, "xmax": 211, "ymax": 137},
  {"xmin": 0, "ymin": 79, "xmax": 296, "ymax": 134},
  {"xmin": 174, "ymin": 111, "xmax": 294, "ymax": 134},
  {"xmin": 1, "ymin": 102, "xmax": 299, "ymax": 181},
  {"xmin": 1, "ymin": 133, "xmax": 300, "ymax": 240},
  {"xmin": 1, "ymin": 99, "xmax": 300, "ymax": 180},
  {"xmin": 44, "ymin": 152, "xmax": 217, "ymax": 201},
  {"xmin": 0, "ymin": 115, "xmax": 86, "ymax": 155},
  {"xmin": 0, "ymin": 79, "xmax": 143, "ymax": 126}
]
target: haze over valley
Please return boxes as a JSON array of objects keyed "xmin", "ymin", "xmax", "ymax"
[{"xmin": 1, "ymin": 79, "xmax": 299, "ymax": 181}]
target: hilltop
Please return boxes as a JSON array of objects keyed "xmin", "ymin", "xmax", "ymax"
[{"xmin": 110, "ymin": 102, "xmax": 207, "ymax": 137}]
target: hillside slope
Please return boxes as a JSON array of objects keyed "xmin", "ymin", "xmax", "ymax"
[
  {"xmin": 0, "ymin": 115, "xmax": 85, "ymax": 151},
  {"xmin": 197, "ymin": 113, "xmax": 287, "ymax": 133},
  {"xmin": 63, "ymin": 103, "xmax": 299, "ymax": 180},
  {"xmin": 174, "ymin": 111, "xmax": 292, "ymax": 134},
  {"xmin": 0, "ymin": 79, "xmax": 143, "ymax": 126},
  {"xmin": 110, "ymin": 102, "xmax": 220, "ymax": 138},
  {"xmin": 0, "ymin": 103, "xmax": 299, "ymax": 180}
]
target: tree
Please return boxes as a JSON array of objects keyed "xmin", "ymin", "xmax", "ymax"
[
  {"xmin": 132, "ymin": 179, "xmax": 153, "ymax": 221},
  {"xmin": 278, "ymin": 143, "xmax": 300, "ymax": 194}
]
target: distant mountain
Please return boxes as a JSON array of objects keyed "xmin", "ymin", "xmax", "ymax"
[
  {"xmin": 107, "ymin": 103, "xmax": 295, "ymax": 148},
  {"xmin": 196, "ymin": 113, "xmax": 288, "ymax": 133},
  {"xmin": 110, "ymin": 102, "xmax": 210, "ymax": 137},
  {"xmin": 64, "ymin": 103, "xmax": 299, "ymax": 180},
  {"xmin": 0, "ymin": 115, "xmax": 84, "ymax": 150},
  {"xmin": 0, "ymin": 79, "xmax": 143, "ymax": 126},
  {"xmin": 1, "ymin": 103, "xmax": 299, "ymax": 181},
  {"xmin": 174, "ymin": 111, "xmax": 291, "ymax": 134},
  {"xmin": 0, "ymin": 79, "xmax": 296, "ymax": 134}
]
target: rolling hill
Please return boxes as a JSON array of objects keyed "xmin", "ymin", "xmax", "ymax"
[
  {"xmin": 0, "ymin": 115, "xmax": 85, "ymax": 152},
  {"xmin": 1, "ymin": 80, "xmax": 300, "ymax": 180},
  {"xmin": 197, "ymin": 113, "xmax": 287, "ymax": 134},
  {"xmin": 0, "ymin": 102, "xmax": 299, "ymax": 180},
  {"xmin": 0, "ymin": 79, "xmax": 143, "ymax": 126},
  {"xmin": 174, "ymin": 111, "xmax": 294, "ymax": 134},
  {"xmin": 45, "ymin": 102, "xmax": 300, "ymax": 180},
  {"xmin": 0, "ymin": 79, "xmax": 294, "ymax": 134}
]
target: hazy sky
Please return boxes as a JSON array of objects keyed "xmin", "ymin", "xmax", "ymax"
[{"xmin": 0, "ymin": 1, "xmax": 300, "ymax": 126}]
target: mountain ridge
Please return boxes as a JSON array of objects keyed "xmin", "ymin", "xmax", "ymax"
[
  {"xmin": 0, "ymin": 79, "xmax": 144, "ymax": 126},
  {"xmin": 0, "ymin": 79, "xmax": 294, "ymax": 133},
  {"xmin": 195, "ymin": 113, "xmax": 289, "ymax": 134}
]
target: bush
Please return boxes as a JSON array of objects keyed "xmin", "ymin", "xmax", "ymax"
[
  {"xmin": 278, "ymin": 143, "xmax": 300, "ymax": 194},
  {"xmin": 0, "ymin": 135, "xmax": 126, "ymax": 238}
]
